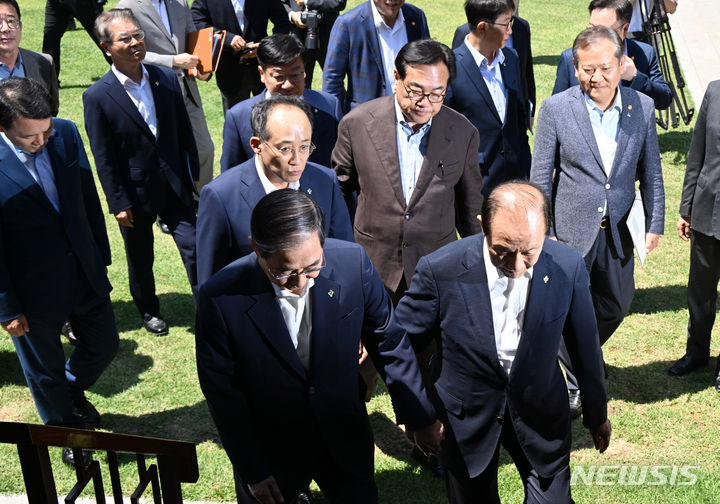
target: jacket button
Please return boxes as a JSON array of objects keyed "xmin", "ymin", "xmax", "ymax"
[
  {"xmin": 496, "ymin": 415, "xmax": 504, "ymax": 424},
  {"xmin": 597, "ymin": 207, "xmax": 603, "ymax": 213},
  {"xmin": 404, "ymin": 213, "xmax": 411, "ymax": 220},
  {"xmin": 309, "ymin": 386, "xmax": 316, "ymax": 395},
  {"xmin": 605, "ymin": 183, "xmax": 611, "ymax": 189},
  {"xmin": 402, "ymin": 242, "xmax": 409, "ymax": 248}
]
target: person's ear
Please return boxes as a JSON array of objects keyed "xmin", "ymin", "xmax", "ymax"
[{"xmin": 250, "ymin": 136, "xmax": 262, "ymax": 154}]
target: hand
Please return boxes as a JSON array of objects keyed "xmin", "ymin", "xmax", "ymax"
[
  {"xmin": 2, "ymin": 315, "xmax": 29, "ymax": 337},
  {"xmin": 589, "ymin": 419, "xmax": 612, "ymax": 453},
  {"xmin": 194, "ymin": 180, "xmax": 201, "ymax": 192},
  {"xmin": 296, "ymin": 0, "xmax": 306, "ymax": 6},
  {"xmin": 115, "ymin": 209, "xmax": 134, "ymax": 228},
  {"xmin": 230, "ymin": 35, "xmax": 247, "ymax": 52},
  {"xmin": 413, "ymin": 420, "xmax": 444, "ymax": 456},
  {"xmin": 290, "ymin": 11, "xmax": 307, "ymax": 28},
  {"xmin": 197, "ymin": 71, "xmax": 212, "ymax": 81},
  {"xmin": 645, "ymin": 232, "xmax": 660, "ymax": 254},
  {"xmin": 173, "ymin": 52, "xmax": 199, "ymax": 70},
  {"xmin": 621, "ymin": 55, "xmax": 638, "ymax": 81},
  {"xmin": 677, "ymin": 216, "xmax": 691, "ymax": 241},
  {"xmin": 241, "ymin": 42, "xmax": 259, "ymax": 59},
  {"xmin": 358, "ymin": 341, "xmax": 369, "ymax": 365},
  {"xmin": 248, "ymin": 476, "xmax": 284, "ymax": 504}
]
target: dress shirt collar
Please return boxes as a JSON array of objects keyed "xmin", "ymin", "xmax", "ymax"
[
  {"xmin": 254, "ymin": 154, "xmax": 300, "ymax": 194},
  {"xmin": 370, "ymin": 0, "xmax": 405, "ymax": 33},
  {"xmin": 0, "ymin": 49, "xmax": 23, "ymax": 78},
  {"xmin": 111, "ymin": 63, "xmax": 150, "ymax": 88},
  {"xmin": 464, "ymin": 35, "xmax": 505, "ymax": 70},
  {"xmin": 583, "ymin": 86, "xmax": 623, "ymax": 115},
  {"xmin": 393, "ymin": 92, "xmax": 433, "ymax": 133}
]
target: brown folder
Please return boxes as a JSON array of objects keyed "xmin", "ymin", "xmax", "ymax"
[{"xmin": 186, "ymin": 27, "xmax": 226, "ymax": 75}]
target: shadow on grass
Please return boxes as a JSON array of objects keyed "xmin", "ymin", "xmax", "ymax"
[
  {"xmin": 111, "ymin": 292, "xmax": 196, "ymax": 333},
  {"xmin": 92, "ymin": 338, "xmax": 153, "ymax": 398},
  {"xmin": 0, "ymin": 349, "xmax": 25, "ymax": 386},
  {"xmin": 629, "ymin": 284, "xmax": 687, "ymax": 314},
  {"xmin": 533, "ymin": 54, "xmax": 562, "ymax": 66}
]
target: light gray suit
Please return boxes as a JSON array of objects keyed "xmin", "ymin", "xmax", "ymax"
[
  {"xmin": 117, "ymin": 0, "xmax": 215, "ymax": 188},
  {"xmin": 530, "ymin": 85, "xmax": 664, "ymax": 390}
]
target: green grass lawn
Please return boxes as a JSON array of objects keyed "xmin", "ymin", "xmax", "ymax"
[{"xmin": 1, "ymin": 0, "xmax": 717, "ymax": 502}]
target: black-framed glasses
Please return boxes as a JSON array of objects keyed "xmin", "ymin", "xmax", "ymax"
[
  {"xmin": 0, "ymin": 16, "xmax": 20, "ymax": 30},
  {"xmin": 487, "ymin": 18, "xmax": 514, "ymax": 32},
  {"xmin": 112, "ymin": 30, "xmax": 145, "ymax": 45},
  {"xmin": 263, "ymin": 141, "xmax": 316, "ymax": 158},
  {"xmin": 266, "ymin": 254, "xmax": 326, "ymax": 281},
  {"xmin": 403, "ymin": 85, "xmax": 446, "ymax": 103}
]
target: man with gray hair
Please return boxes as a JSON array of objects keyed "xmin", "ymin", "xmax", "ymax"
[
  {"xmin": 531, "ymin": 25, "xmax": 664, "ymax": 417},
  {"xmin": 196, "ymin": 188, "xmax": 442, "ymax": 503}
]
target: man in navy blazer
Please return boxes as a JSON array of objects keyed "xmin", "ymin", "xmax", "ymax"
[
  {"xmin": 552, "ymin": 0, "xmax": 671, "ymax": 110},
  {"xmin": 395, "ymin": 182, "xmax": 611, "ymax": 503},
  {"xmin": 323, "ymin": 0, "xmax": 430, "ymax": 112},
  {"xmin": 221, "ymin": 34, "xmax": 342, "ymax": 172},
  {"xmin": 197, "ymin": 189, "xmax": 441, "ymax": 503},
  {"xmin": 531, "ymin": 26, "xmax": 664, "ymax": 416},
  {"xmin": 83, "ymin": 9, "xmax": 199, "ymax": 335},
  {"xmin": 446, "ymin": 0, "xmax": 531, "ymax": 196},
  {"xmin": 199, "ymin": 95, "xmax": 352, "ymax": 285},
  {"xmin": 0, "ymin": 79, "xmax": 118, "ymax": 448}
]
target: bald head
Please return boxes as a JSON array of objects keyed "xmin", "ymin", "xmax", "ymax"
[{"xmin": 481, "ymin": 182, "xmax": 549, "ymax": 278}]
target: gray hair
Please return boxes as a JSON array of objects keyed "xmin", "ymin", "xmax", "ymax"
[
  {"xmin": 94, "ymin": 8, "xmax": 138, "ymax": 44},
  {"xmin": 572, "ymin": 25, "xmax": 623, "ymax": 66},
  {"xmin": 250, "ymin": 95, "xmax": 313, "ymax": 141}
]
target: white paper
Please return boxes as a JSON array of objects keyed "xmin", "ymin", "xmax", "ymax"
[{"xmin": 627, "ymin": 189, "xmax": 646, "ymax": 265}]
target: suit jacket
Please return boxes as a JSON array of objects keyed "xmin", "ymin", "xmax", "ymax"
[
  {"xmin": 680, "ymin": 80, "xmax": 720, "ymax": 238},
  {"xmin": 116, "ymin": 0, "xmax": 203, "ymax": 107},
  {"xmin": 530, "ymin": 86, "xmax": 665, "ymax": 259},
  {"xmin": 0, "ymin": 119, "xmax": 112, "ymax": 321},
  {"xmin": 322, "ymin": 1, "xmax": 430, "ymax": 112},
  {"xmin": 451, "ymin": 15, "xmax": 536, "ymax": 121},
  {"xmin": 394, "ymin": 234, "xmax": 608, "ymax": 479},
  {"xmin": 552, "ymin": 40, "xmax": 672, "ymax": 110},
  {"xmin": 196, "ymin": 158, "xmax": 354, "ymax": 284},
  {"xmin": 190, "ymin": 0, "xmax": 290, "ymax": 97},
  {"xmin": 446, "ymin": 45, "xmax": 531, "ymax": 195},
  {"xmin": 196, "ymin": 238, "xmax": 436, "ymax": 489},
  {"xmin": 19, "ymin": 48, "xmax": 59, "ymax": 117},
  {"xmin": 83, "ymin": 64, "xmax": 199, "ymax": 216},
  {"xmin": 332, "ymin": 95, "xmax": 484, "ymax": 292},
  {"xmin": 220, "ymin": 88, "xmax": 343, "ymax": 171}
]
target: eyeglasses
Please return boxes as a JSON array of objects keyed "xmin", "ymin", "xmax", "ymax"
[
  {"xmin": 111, "ymin": 30, "xmax": 145, "ymax": 45},
  {"xmin": 266, "ymin": 254, "xmax": 326, "ymax": 281},
  {"xmin": 577, "ymin": 64, "xmax": 619, "ymax": 78},
  {"xmin": 263, "ymin": 141, "xmax": 316, "ymax": 158},
  {"xmin": 486, "ymin": 17, "xmax": 514, "ymax": 32},
  {"xmin": 403, "ymin": 85, "xmax": 446, "ymax": 103},
  {"xmin": 0, "ymin": 16, "xmax": 20, "ymax": 30}
]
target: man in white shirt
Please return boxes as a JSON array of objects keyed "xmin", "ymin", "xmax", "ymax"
[{"xmin": 394, "ymin": 181, "xmax": 612, "ymax": 504}]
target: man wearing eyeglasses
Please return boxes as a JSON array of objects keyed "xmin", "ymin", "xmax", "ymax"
[
  {"xmin": 332, "ymin": 38, "xmax": 483, "ymax": 304},
  {"xmin": 552, "ymin": 0, "xmax": 671, "ymax": 110},
  {"xmin": 83, "ymin": 9, "xmax": 200, "ymax": 336},
  {"xmin": 196, "ymin": 188, "xmax": 442, "ymax": 504},
  {"xmin": 197, "ymin": 95, "xmax": 353, "ymax": 285},
  {"xmin": 445, "ymin": 0, "xmax": 532, "ymax": 197},
  {"xmin": 0, "ymin": 0, "xmax": 58, "ymax": 116}
]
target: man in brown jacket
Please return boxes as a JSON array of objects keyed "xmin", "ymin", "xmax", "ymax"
[{"xmin": 332, "ymin": 38, "xmax": 484, "ymax": 302}]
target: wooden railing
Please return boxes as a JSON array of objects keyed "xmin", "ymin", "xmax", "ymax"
[{"xmin": 0, "ymin": 421, "xmax": 199, "ymax": 504}]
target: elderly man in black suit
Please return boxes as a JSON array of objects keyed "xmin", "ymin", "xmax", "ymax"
[{"xmin": 670, "ymin": 80, "xmax": 720, "ymax": 392}]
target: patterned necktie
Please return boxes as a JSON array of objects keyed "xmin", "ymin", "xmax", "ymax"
[{"xmin": 24, "ymin": 151, "xmax": 61, "ymax": 213}]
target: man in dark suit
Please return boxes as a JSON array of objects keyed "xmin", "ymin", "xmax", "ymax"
[
  {"xmin": 190, "ymin": 0, "xmax": 290, "ymax": 111},
  {"xmin": 446, "ymin": 0, "xmax": 531, "ymax": 197},
  {"xmin": 0, "ymin": 78, "xmax": 118, "ymax": 464},
  {"xmin": 531, "ymin": 26, "xmax": 664, "ymax": 417},
  {"xmin": 83, "ymin": 9, "xmax": 199, "ymax": 335},
  {"xmin": 332, "ymin": 39, "xmax": 483, "ymax": 301},
  {"xmin": 451, "ymin": 10, "xmax": 536, "ymax": 128},
  {"xmin": 196, "ymin": 189, "xmax": 442, "ymax": 503},
  {"xmin": 0, "ymin": 0, "xmax": 59, "ymax": 116},
  {"xmin": 552, "ymin": 0, "xmax": 671, "ymax": 110},
  {"xmin": 221, "ymin": 33, "xmax": 342, "ymax": 171},
  {"xmin": 395, "ymin": 181, "xmax": 612, "ymax": 503},
  {"xmin": 198, "ymin": 95, "xmax": 352, "ymax": 285},
  {"xmin": 323, "ymin": 0, "xmax": 430, "ymax": 112},
  {"xmin": 282, "ymin": 0, "xmax": 345, "ymax": 88},
  {"xmin": 670, "ymin": 80, "xmax": 720, "ymax": 391}
]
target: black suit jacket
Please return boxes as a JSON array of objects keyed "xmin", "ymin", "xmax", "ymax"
[
  {"xmin": 395, "ymin": 234, "xmax": 608, "ymax": 479},
  {"xmin": 680, "ymin": 80, "xmax": 720, "ymax": 238},
  {"xmin": 20, "ymin": 48, "xmax": 59, "ymax": 117},
  {"xmin": 190, "ymin": 0, "xmax": 291, "ymax": 97},
  {"xmin": 82, "ymin": 64, "xmax": 199, "ymax": 216},
  {"xmin": 451, "ymin": 15, "xmax": 536, "ymax": 121}
]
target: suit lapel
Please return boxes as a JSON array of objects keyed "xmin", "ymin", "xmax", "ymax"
[
  {"xmin": 569, "ymin": 87, "xmax": 604, "ymax": 173},
  {"xmin": 239, "ymin": 162, "xmax": 266, "ymax": 208},
  {"xmin": 308, "ymin": 269, "xmax": 346, "ymax": 380},
  {"xmin": 406, "ymin": 109, "xmax": 450, "ymax": 209},
  {"xmin": 457, "ymin": 45, "xmax": 501, "ymax": 124},
  {"xmin": 364, "ymin": 97, "xmax": 406, "ymax": 209},
  {"xmin": 609, "ymin": 88, "xmax": 636, "ymax": 179},
  {"xmin": 102, "ymin": 71, "xmax": 156, "ymax": 140},
  {"xmin": 402, "ymin": 5, "xmax": 422, "ymax": 40},
  {"xmin": 360, "ymin": 3, "xmax": 385, "ymax": 82}
]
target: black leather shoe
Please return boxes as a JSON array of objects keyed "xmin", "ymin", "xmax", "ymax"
[
  {"xmin": 72, "ymin": 393, "xmax": 101, "ymax": 429},
  {"xmin": 714, "ymin": 358, "xmax": 720, "ymax": 393},
  {"xmin": 143, "ymin": 313, "xmax": 168, "ymax": 335},
  {"xmin": 668, "ymin": 354, "xmax": 708, "ymax": 376},
  {"xmin": 62, "ymin": 447, "xmax": 91, "ymax": 467},
  {"xmin": 410, "ymin": 445, "xmax": 445, "ymax": 478},
  {"xmin": 568, "ymin": 390, "xmax": 582, "ymax": 420},
  {"xmin": 156, "ymin": 218, "xmax": 171, "ymax": 234},
  {"xmin": 62, "ymin": 321, "xmax": 78, "ymax": 345}
]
